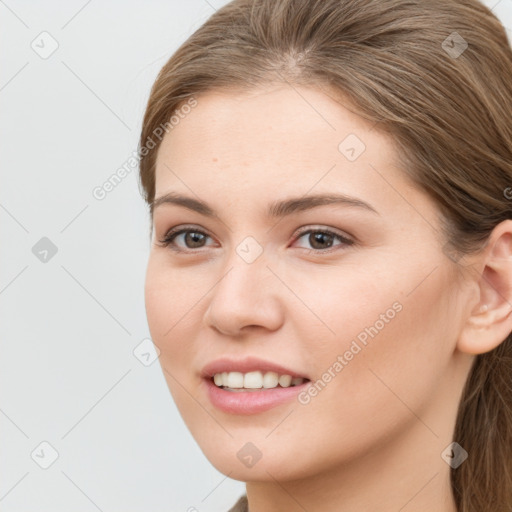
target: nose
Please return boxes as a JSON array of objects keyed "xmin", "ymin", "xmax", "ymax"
[{"xmin": 203, "ymin": 249, "xmax": 284, "ymax": 336}]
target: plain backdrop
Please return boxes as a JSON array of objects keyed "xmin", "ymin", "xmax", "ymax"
[{"xmin": 1, "ymin": 1, "xmax": 511, "ymax": 511}]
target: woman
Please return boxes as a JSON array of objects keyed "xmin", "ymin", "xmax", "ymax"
[{"xmin": 138, "ymin": 0, "xmax": 512, "ymax": 510}]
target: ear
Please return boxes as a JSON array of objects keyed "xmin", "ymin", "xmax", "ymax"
[{"xmin": 457, "ymin": 219, "xmax": 512, "ymax": 355}]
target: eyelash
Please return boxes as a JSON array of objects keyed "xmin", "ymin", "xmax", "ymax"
[{"xmin": 157, "ymin": 225, "xmax": 355, "ymax": 254}]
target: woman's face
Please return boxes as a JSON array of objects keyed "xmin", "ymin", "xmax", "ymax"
[{"xmin": 145, "ymin": 84, "xmax": 474, "ymax": 482}]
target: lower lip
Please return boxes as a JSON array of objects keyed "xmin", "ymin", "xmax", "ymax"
[{"xmin": 203, "ymin": 377, "xmax": 310, "ymax": 415}]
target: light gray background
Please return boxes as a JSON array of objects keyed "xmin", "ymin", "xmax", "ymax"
[{"xmin": 1, "ymin": 1, "xmax": 511, "ymax": 511}]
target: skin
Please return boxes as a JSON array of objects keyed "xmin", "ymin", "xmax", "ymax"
[{"xmin": 144, "ymin": 83, "xmax": 512, "ymax": 512}]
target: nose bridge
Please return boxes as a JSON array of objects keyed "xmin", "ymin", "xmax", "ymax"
[
  {"xmin": 204, "ymin": 234, "xmax": 283, "ymax": 334},
  {"xmin": 218, "ymin": 234, "xmax": 273, "ymax": 300}
]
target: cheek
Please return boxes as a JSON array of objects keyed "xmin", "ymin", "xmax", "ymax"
[
  {"xmin": 144, "ymin": 256, "xmax": 209, "ymax": 385},
  {"xmin": 144, "ymin": 255, "xmax": 200, "ymax": 339},
  {"xmin": 297, "ymin": 263, "xmax": 455, "ymax": 439},
  {"xmin": 144, "ymin": 266, "xmax": 172, "ymax": 341},
  {"xmin": 144, "ymin": 260, "xmax": 199, "ymax": 415}
]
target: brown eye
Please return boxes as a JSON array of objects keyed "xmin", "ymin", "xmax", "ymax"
[
  {"xmin": 158, "ymin": 227, "xmax": 213, "ymax": 251},
  {"xmin": 181, "ymin": 231, "xmax": 208, "ymax": 248},
  {"xmin": 293, "ymin": 228, "xmax": 354, "ymax": 253},
  {"xmin": 308, "ymin": 232, "xmax": 335, "ymax": 250}
]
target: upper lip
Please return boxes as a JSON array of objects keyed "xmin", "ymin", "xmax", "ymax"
[{"xmin": 201, "ymin": 356, "xmax": 310, "ymax": 380}]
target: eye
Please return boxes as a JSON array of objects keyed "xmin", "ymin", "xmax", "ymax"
[
  {"xmin": 292, "ymin": 227, "xmax": 354, "ymax": 253},
  {"xmin": 157, "ymin": 225, "xmax": 215, "ymax": 252}
]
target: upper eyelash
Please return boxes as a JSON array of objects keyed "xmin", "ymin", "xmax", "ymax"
[{"xmin": 157, "ymin": 226, "xmax": 354, "ymax": 253}]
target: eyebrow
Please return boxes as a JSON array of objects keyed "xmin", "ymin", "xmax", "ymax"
[{"xmin": 151, "ymin": 191, "xmax": 379, "ymax": 218}]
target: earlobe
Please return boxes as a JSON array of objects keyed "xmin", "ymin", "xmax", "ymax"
[{"xmin": 457, "ymin": 220, "xmax": 512, "ymax": 355}]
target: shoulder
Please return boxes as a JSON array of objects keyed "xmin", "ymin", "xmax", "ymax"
[{"xmin": 227, "ymin": 494, "xmax": 248, "ymax": 512}]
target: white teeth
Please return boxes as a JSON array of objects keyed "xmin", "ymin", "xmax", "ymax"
[
  {"xmin": 262, "ymin": 371, "xmax": 279, "ymax": 388},
  {"xmin": 226, "ymin": 371, "xmax": 244, "ymax": 388},
  {"xmin": 212, "ymin": 371, "xmax": 306, "ymax": 389},
  {"xmin": 278, "ymin": 374, "xmax": 292, "ymax": 387},
  {"xmin": 244, "ymin": 371, "xmax": 264, "ymax": 389}
]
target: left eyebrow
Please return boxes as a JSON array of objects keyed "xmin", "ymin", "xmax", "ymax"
[{"xmin": 151, "ymin": 191, "xmax": 380, "ymax": 218}]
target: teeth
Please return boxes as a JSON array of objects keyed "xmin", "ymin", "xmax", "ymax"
[
  {"xmin": 226, "ymin": 371, "xmax": 244, "ymax": 388},
  {"xmin": 212, "ymin": 371, "xmax": 306, "ymax": 389}
]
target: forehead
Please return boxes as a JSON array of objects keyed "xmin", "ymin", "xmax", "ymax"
[
  {"xmin": 156, "ymin": 85, "xmax": 394, "ymax": 186},
  {"xmin": 152, "ymin": 85, "xmax": 436, "ymax": 228}
]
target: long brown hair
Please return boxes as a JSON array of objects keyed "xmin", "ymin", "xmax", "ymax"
[{"xmin": 138, "ymin": 1, "xmax": 512, "ymax": 509}]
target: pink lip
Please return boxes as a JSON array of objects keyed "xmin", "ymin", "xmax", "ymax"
[
  {"xmin": 202, "ymin": 376, "xmax": 310, "ymax": 415},
  {"xmin": 200, "ymin": 356, "xmax": 309, "ymax": 380}
]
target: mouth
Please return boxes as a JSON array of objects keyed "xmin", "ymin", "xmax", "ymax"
[{"xmin": 200, "ymin": 357, "xmax": 311, "ymax": 413}]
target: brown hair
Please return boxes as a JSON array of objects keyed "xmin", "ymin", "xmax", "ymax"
[{"xmin": 138, "ymin": 0, "xmax": 512, "ymax": 509}]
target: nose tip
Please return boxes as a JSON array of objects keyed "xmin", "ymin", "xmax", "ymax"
[{"xmin": 203, "ymin": 261, "xmax": 284, "ymax": 336}]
